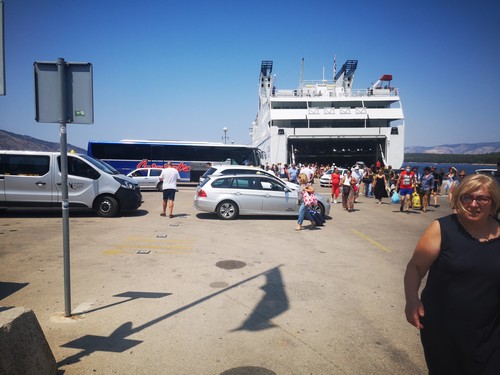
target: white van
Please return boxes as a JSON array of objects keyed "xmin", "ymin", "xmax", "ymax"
[{"xmin": 0, "ymin": 151, "xmax": 142, "ymax": 217}]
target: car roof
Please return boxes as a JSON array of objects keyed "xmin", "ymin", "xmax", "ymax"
[
  {"xmin": 208, "ymin": 173, "xmax": 289, "ymax": 185},
  {"xmin": 211, "ymin": 173, "xmax": 282, "ymax": 180},
  {"xmin": 212, "ymin": 165, "xmax": 262, "ymax": 171},
  {"xmin": 324, "ymin": 167, "xmax": 347, "ymax": 172}
]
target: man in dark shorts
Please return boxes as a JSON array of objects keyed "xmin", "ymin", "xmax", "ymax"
[
  {"xmin": 396, "ymin": 165, "xmax": 415, "ymax": 213},
  {"xmin": 159, "ymin": 162, "xmax": 180, "ymax": 218}
]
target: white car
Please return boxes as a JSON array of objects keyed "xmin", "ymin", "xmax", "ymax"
[
  {"xmin": 194, "ymin": 174, "xmax": 330, "ymax": 220},
  {"xmin": 475, "ymin": 168, "xmax": 496, "ymax": 176},
  {"xmin": 200, "ymin": 165, "xmax": 299, "ymax": 190},
  {"xmin": 127, "ymin": 168, "xmax": 164, "ymax": 191},
  {"xmin": 319, "ymin": 167, "xmax": 348, "ymax": 187}
]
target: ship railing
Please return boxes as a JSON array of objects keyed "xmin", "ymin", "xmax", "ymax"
[
  {"xmin": 307, "ymin": 107, "xmax": 368, "ymax": 115},
  {"xmin": 272, "ymin": 88, "xmax": 399, "ymax": 98}
]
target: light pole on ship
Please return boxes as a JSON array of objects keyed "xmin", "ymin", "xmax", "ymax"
[{"xmin": 222, "ymin": 127, "xmax": 228, "ymax": 144}]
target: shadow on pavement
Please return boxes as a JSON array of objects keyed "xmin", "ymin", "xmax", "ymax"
[
  {"xmin": 58, "ymin": 265, "xmax": 287, "ymax": 370},
  {"xmin": 0, "ymin": 282, "xmax": 30, "ymax": 300}
]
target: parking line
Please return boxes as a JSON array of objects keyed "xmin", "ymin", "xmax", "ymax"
[
  {"xmin": 351, "ymin": 229, "xmax": 391, "ymax": 253},
  {"xmin": 102, "ymin": 237, "xmax": 195, "ymax": 255}
]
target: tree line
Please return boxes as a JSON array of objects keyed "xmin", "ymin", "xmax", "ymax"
[{"xmin": 405, "ymin": 152, "xmax": 500, "ymax": 164}]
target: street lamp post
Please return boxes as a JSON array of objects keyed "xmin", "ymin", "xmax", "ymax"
[{"xmin": 222, "ymin": 127, "xmax": 228, "ymax": 144}]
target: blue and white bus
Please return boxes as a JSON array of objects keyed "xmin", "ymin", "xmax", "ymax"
[{"xmin": 87, "ymin": 140, "xmax": 262, "ymax": 182}]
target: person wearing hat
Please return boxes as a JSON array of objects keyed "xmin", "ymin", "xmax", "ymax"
[{"xmin": 444, "ymin": 167, "xmax": 457, "ymax": 195}]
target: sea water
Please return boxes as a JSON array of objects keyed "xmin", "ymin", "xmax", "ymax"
[{"xmin": 403, "ymin": 162, "xmax": 495, "ymax": 176}]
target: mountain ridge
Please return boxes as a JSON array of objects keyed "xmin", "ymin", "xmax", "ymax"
[
  {"xmin": 0, "ymin": 129, "xmax": 86, "ymax": 153},
  {"xmin": 1, "ymin": 129, "xmax": 498, "ymax": 155},
  {"xmin": 405, "ymin": 142, "xmax": 500, "ymax": 154}
]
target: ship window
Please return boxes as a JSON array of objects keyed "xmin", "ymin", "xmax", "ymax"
[{"xmin": 271, "ymin": 102, "xmax": 307, "ymax": 109}]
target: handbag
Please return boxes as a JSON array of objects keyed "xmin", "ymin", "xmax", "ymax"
[{"xmin": 302, "ymin": 190, "xmax": 318, "ymax": 206}]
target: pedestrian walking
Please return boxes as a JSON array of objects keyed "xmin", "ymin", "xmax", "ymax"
[{"xmin": 160, "ymin": 162, "xmax": 180, "ymax": 218}]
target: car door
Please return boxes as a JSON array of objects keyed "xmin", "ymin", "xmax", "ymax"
[
  {"xmin": 148, "ymin": 168, "xmax": 162, "ymax": 190},
  {"xmin": 55, "ymin": 155, "xmax": 99, "ymax": 207},
  {"xmin": 258, "ymin": 177, "xmax": 296, "ymax": 214},
  {"xmin": 129, "ymin": 169, "xmax": 150, "ymax": 189},
  {"xmin": 229, "ymin": 177, "xmax": 263, "ymax": 214},
  {"xmin": 2, "ymin": 154, "xmax": 53, "ymax": 206}
]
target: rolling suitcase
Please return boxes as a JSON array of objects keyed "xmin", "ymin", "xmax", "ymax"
[{"xmin": 308, "ymin": 209, "xmax": 325, "ymax": 226}]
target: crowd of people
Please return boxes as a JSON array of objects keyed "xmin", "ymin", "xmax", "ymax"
[
  {"xmin": 239, "ymin": 160, "xmax": 500, "ymax": 371},
  {"xmin": 262, "ymin": 160, "xmax": 500, "ymax": 220}
]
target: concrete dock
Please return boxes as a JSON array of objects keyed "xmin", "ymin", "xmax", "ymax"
[{"xmin": 0, "ymin": 184, "xmax": 452, "ymax": 374}]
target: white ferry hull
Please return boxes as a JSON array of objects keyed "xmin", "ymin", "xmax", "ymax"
[{"xmin": 251, "ymin": 60, "xmax": 405, "ymax": 169}]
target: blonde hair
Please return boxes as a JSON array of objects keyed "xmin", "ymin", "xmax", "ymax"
[
  {"xmin": 451, "ymin": 174, "xmax": 500, "ymax": 215},
  {"xmin": 298, "ymin": 173, "xmax": 308, "ymax": 185}
]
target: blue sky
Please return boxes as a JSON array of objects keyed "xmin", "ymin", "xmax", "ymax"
[{"xmin": 1, "ymin": 0, "xmax": 499, "ymax": 149}]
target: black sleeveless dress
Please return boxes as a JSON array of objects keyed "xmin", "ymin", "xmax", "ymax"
[
  {"xmin": 420, "ymin": 214, "xmax": 500, "ymax": 374},
  {"xmin": 373, "ymin": 175, "xmax": 387, "ymax": 200}
]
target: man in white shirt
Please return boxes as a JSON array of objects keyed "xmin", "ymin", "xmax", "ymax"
[
  {"xmin": 160, "ymin": 162, "xmax": 180, "ymax": 218},
  {"xmin": 300, "ymin": 163, "xmax": 314, "ymax": 183}
]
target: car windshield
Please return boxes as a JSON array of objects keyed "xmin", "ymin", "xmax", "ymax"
[
  {"xmin": 201, "ymin": 167, "xmax": 218, "ymax": 179},
  {"xmin": 98, "ymin": 159, "xmax": 121, "ymax": 174},
  {"xmin": 199, "ymin": 177, "xmax": 211, "ymax": 187},
  {"xmin": 80, "ymin": 154, "xmax": 120, "ymax": 175}
]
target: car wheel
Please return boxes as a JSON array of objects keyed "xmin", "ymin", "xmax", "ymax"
[
  {"xmin": 156, "ymin": 182, "xmax": 163, "ymax": 191},
  {"xmin": 95, "ymin": 195, "xmax": 119, "ymax": 217},
  {"xmin": 216, "ymin": 200, "xmax": 239, "ymax": 220},
  {"xmin": 310, "ymin": 202, "xmax": 325, "ymax": 217}
]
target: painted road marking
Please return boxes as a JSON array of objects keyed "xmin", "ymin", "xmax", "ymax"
[
  {"xmin": 351, "ymin": 229, "xmax": 391, "ymax": 253},
  {"xmin": 102, "ymin": 236, "xmax": 195, "ymax": 255}
]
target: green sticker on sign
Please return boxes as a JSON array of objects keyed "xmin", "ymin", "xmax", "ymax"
[{"xmin": 75, "ymin": 110, "xmax": 85, "ymax": 116}]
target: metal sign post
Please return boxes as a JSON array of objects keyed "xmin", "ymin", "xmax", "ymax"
[
  {"xmin": 57, "ymin": 58, "xmax": 71, "ymax": 317},
  {"xmin": 34, "ymin": 58, "xmax": 93, "ymax": 317}
]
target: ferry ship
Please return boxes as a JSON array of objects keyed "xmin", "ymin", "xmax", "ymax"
[{"xmin": 250, "ymin": 59, "xmax": 405, "ymax": 169}]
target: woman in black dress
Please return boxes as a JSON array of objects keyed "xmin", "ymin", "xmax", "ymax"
[
  {"xmin": 372, "ymin": 169, "xmax": 388, "ymax": 204},
  {"xmin": 404, "ymin": 174, "xmax": 500, "ymax": 374}
]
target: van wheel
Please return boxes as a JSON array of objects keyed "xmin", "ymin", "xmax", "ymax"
[
  {"xmin": 96, "ymin": 196, "xmax": 119, "ymax": 217},
  {"xmin": 216, "ymin": 200, "xmax": 239, "ymax": 220}
]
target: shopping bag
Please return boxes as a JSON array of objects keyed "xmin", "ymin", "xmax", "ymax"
[{"xmin": 391, "ymin": 192, "xmax": 400, "ymax": 204}]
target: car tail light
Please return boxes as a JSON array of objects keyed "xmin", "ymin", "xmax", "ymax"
[{"xmin": 197, "ymin": 189, "xmax": 207, "ymax": 198}]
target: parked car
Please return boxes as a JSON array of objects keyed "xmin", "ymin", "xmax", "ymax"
[
  {"xmin": 200, "ymin": 165, "xmax": 299, "ymax": 190},
  {"xmin": 319, "ymin": 167, "xmax": 348, "ymax": 187},
  {"xmin": 475, "ymin": 168, "xmax": 496, "ymax": 176},
  {"xmin": 194, "ymin": 173, "xmax": 330, "ymax": 220},
  {"xmin": 127, "ymin": 168, "xmax": 164, "ymax": 191}
]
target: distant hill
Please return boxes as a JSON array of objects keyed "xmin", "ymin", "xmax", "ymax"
[
  {"xmin": 0, "ymin": 129, "xmax": 86, "ymax": 153},
  {"xmin": 1, "ymin": 129, "xmax": 499, "ymax": 161},
  {"xmin": 405, "ymin": 142, "xmax": 500, "ymax": 154}
]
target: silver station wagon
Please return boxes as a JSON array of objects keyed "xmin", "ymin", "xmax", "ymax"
[{"xmin": 194, "ymin": 174, "xmax": 330, "ymax": 220}]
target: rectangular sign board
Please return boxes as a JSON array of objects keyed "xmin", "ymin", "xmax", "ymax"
[{"xmin": 34, "ymin": 61, "xmax": 94, "ymax": 124}]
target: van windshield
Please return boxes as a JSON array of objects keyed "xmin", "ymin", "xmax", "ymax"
[{"xmin": 80, "ymin": 154, "xmax": 120, "ymax": 175}]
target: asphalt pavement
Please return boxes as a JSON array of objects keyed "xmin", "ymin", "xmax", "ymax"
[{"xmin": 0, "ymin": 184, "xmax": 453, "ymax": 374}]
